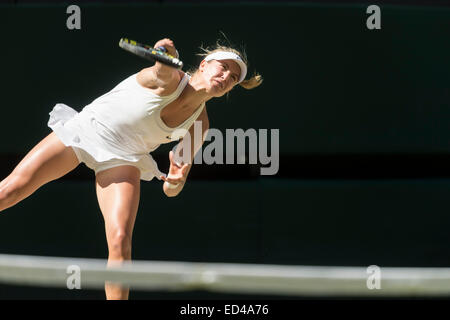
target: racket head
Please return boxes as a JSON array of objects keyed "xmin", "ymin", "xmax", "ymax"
[{"xmin": 119, "ymin": 38, "xmax": 183, "ymax": 69}]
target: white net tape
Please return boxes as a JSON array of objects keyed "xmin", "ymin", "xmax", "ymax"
[{"xmin": 1, "ymin": 253, "xmax": 450, "ymax": 296}]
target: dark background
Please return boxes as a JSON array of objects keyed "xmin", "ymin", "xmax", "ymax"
[{"xmin": 0, "ymin": 0, "xmax": 449, "ymax": 299}]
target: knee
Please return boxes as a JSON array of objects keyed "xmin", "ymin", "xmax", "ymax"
[
  {"xmin": 108, "ymin": 231, "xmax": 132, "ymax": 260},
  {"xmin": 0, "ymin": 177, "xmax": 22, "ymax": 210}
]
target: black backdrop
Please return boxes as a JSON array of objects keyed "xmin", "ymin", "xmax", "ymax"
[{"xmin": 0, "ymin": 1, "xmax": 449, "ymax": 299}]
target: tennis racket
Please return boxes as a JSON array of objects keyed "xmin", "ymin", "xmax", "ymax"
[{"xmin": 119, "ymin": 38, "xmax": 183, "ymax": 69}]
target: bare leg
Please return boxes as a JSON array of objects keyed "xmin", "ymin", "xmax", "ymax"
[
  {"xmin": 95, "ymin": 165, "xmax": 141, "ymax": 300},
  {"xmin": 0, "ymin": 132, "xmax": 80, "ymax": 212}
]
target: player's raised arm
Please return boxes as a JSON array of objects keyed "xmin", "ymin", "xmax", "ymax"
[{"xmin": 151, "ymin": 38, "xmax": 180, "ymax": 82}]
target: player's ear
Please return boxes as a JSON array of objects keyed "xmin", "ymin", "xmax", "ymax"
[{"xmin": 199, "ymin": 59, "xmax": 207, "ymax": 72}]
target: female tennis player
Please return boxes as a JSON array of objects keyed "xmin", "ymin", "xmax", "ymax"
[{"xmin": 0, "ymin": 38, "xmax": 262, "ymax": 299}]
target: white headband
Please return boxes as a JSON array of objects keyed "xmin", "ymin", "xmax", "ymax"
[{"xmin": 204, "ymin": 51, "xmax": 247, "ymax": 83}]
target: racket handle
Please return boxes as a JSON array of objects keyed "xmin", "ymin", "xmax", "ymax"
[
  {"xmin": 155, "ymin": 46, "xmax": 181, "ymax": 64},
  {"xmin": 119, "ymin": 38, "xmax": 183, "ymax": 69},
  {"xmin": 156, "ymin": 46, "xmax": 167, "ymax": 53}
]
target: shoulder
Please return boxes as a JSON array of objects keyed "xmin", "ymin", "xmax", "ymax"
[{"xmin": 136, "ymin": 68, "xmax": 184, "ymax": 96}]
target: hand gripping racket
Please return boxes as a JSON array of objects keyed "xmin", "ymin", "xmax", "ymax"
[{"xmin": 119, "ymin": 38, "xmax": 183, "ymax": 69}]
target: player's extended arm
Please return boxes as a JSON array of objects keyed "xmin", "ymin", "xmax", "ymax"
[
  {"xmin": 137, "ymin": 38, "xmax": 180, "ymax": 88},
  {"xmin": 162, "ymin": 107, "xmax": 209, "ymax": 197}
]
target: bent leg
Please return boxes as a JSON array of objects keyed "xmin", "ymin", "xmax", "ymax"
[
  {"xmin": 0, "ymin": 132, "xmax": 80, "ymax": 212},
  {"xmin": 95, "ymin": 165, "xmax": 141, "ymax": 300}
]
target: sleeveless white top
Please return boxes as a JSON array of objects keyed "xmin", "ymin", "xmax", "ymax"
[{"xmin": 48, "ymin": 72, "xmax": 205, "ymax": 181}]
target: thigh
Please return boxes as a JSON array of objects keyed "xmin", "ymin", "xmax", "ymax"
[
  {"xmin": 1, "ymin": 132, "xmax": 80, "ymax": 195},
  {"xmin": 96, "ymin": 165, "xmax": 141, "ymax": 239}
]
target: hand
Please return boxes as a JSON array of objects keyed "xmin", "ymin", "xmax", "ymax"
[
  {"xmin": 160, "ymin": 151, "xmax": 189, "ymax": 186},
  {"xmin": 153, "ymin": 38, "xmax": 178, "ymax": 58}
]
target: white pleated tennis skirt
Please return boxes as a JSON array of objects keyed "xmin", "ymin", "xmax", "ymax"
[{"xmin": 48, "ymin": 103, "xmax": 166, "ymax": 181}]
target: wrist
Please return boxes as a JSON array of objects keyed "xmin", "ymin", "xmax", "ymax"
[
  {"xmin": 167, "ymin": 182, "xmax": 179, "ymax": 189},
  {"xmin": 164, "ymin": 181, "xmax": 182, "ymax": 197}
]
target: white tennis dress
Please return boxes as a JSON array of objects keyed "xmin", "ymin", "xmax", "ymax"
[{"xmin": 48, "ymin": 72, "xmax": 205, "ymax": 181}]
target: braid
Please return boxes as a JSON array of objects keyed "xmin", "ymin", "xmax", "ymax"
[{"xmin": 239, "ymin": 72, "xmax": 263, "ymax": 90}]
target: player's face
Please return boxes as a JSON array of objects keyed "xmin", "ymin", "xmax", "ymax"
[{"xmin": 200, "ymin": 59, "xmax": 241, "ymax": 97}]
